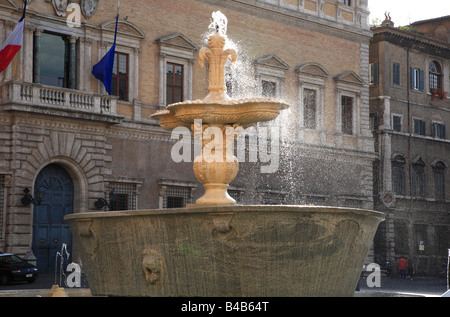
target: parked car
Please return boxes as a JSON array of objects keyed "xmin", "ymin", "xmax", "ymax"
[{"xmin": 0, "ymin": 253, "xmax": 38, "ymax": 285}]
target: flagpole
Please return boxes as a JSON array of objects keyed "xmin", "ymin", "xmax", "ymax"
[
  {"xmin": 92, "ymin": 0, "xmax": 120, "ymax": 96},
  {"xmin": 14, "ymin": 0, "xmax": 27, "ymax": 79},
  {"xmin": 20, "ymin": 0, "xmax": 27, "ymax": 22}
]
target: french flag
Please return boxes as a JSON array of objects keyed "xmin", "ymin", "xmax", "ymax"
[{"xmin": 0, "ymin": 1, "xmax": 26, "ymax": 73}]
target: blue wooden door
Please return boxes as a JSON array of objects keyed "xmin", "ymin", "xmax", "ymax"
[{"xmin": 32, "ymin": 164, "xmax": 74, "ymax": 273}]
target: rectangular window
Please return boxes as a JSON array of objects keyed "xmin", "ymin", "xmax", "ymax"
[
  {"xmin": 108, "ymin": 182, "xmax": 137, "ymax": 211},
  {"xmin": 413, "ymin": 119, "xmax": 426, "ymax": 136},
  {"xmin": 341, "ymin": 0, "xmax": 351, "ymax": 5},
  {"xmin": 434, "ymin": 170, "xmax": 445, "ymax": 200},
  {"xmin": 262, "ymin": 192, "xmax": 285, "ymax": 205},
  {"xmin": 432, "ymin": 122, "xmax": 446, "ymax": 139},
  {"xmin": 341, "ymin": 96, "xmax": 353, "ymax": 135},
  {"xmin": 412, "ymin": 165, "xmax": 426, "ymax": 197},
  {"xmin": 393, "ymin": 115, "xmax": 402, "ymax": 132},
  {"xmin": 228, "ymin": 190, "xmax": 242, "ymax": 204},
  {"xmin": 392, "ymin": 165, "xmax": 406, "ymax": 195},
  {"xmin": 429, "ymin": 73, "xmax": 439, "ymax": 90},
  {"xmin": 38, "ymin": 32, "xmax": 75, "ymax": 88},
  {"xmin": 393, "ymin": 63, "xmax": 400, "ymax": 86},
  {"xmin": 262, "ymin": 80, "xmax": 277, "ymax": 98},
  {"xmin": 369, "ymin": 62, "xmax": 378, "ymax": 85},
  {"xmin": 166, "ymin": 63, "xmax": 184, "ymax": 105},
  {"xmin": 163, "ymin": 186, "xmax": 192, "ymax": 208},
  {"xmin": 111, "ymin": 52, "xmax": 129, "ymax": 101},
  {"xmin": 411, "ymin": 67, "xmax": 425, "ymax": 91},
  {"xmin": 303, "ymin": 88, "xmax": 317, "ymax": 129}
]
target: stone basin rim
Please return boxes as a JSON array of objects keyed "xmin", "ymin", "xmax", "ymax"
[{"xmin": 64, "ymin": 205, "xmax": 385, "ymax": 222}]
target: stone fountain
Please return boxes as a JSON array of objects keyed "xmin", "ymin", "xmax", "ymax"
[{"xmin": 65, "ymin": 12, "xmax": 384, "ymax": 297}]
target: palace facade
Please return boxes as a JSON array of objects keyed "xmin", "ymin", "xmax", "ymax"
[{"xmin": 0, "ymin": 0, "xmax": 374, "ymax": 273}]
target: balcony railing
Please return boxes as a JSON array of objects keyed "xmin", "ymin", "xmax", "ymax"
[{"xmin": 0, "ymin": 81, "xmax": 122, "ymax": 123}]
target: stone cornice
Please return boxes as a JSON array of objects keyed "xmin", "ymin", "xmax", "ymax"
[
  {"xmin": 371, "ymin": 26, "xmax": 450, "ymax": 58},
  {"xmin": 199, "ymin": 0, "xmax": 372, "ymax": 42}
]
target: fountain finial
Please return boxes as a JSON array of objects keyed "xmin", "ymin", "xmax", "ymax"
[{"xmin": 199, "ymin": 11, "xmax": 237, "ymax": 101}]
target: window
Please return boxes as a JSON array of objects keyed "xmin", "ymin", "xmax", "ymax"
[
  {"xmin": 262, "ymin": 192, "xmax": 285, "ymax": 205},
  {"xmin": 262, "ymin": 80, "xmax": 277, "ymax": 98},
  {"xmin": 369, "ymin": 62, "xmax": 378, "ymax": 85},
  {"xmin": 341, "ymin": 96, "xmax": 353, "ymax": 135},
  {"xmin": 413, "ymin": 119, "xmax": 426, "ymax": 136},
  {"xmin": 392, "ymin": 115, "xmax": 402, "ymax": 132},
  {"xmin": 108, "ymin": 182, "xmax": 137, "ymax": 211},
  {"xmin": 303, "ymin": 88, "xmax": 317, "ymax": 129},
  {"xmin": 393, "ymin": 63, "xmax": 400, "ymax": 86},
  {"xmin": 433, "ymin": 161, "xmax": 446, "ymax": 200},
  {"xmin": 38, "ymin": 32, "xmax": 76, "ymax": 88},
  {"xmin": 228, "ymin": 189, "xmax": 243, "ymax": 204},
  {"xmin": 341, "ymin": 0, "xmax": 351, "ymax": 6},
  {"xmin": 429, "ymin": 61, "xmax": 442, "ymax": 90},
  {"xmin": 296, "ymin": 62, "xmax": 329, "ymax": 134},
  {"xmin": 166, "ymin": 62, "xmax": 184, "ymax": 105},
  {"xmin": 412, "ymin": 158, "xmax": 426, "ymax": 198},
  {"xmin": 392, "ymin": 155, "xmax": 406, "ymax": 195},
  {"xmin": 111, "ymin": 52, "xmax": 129, "ymax": 101},
  {"xmin": 163, "ymin": 186, "xmax": 192, "ymax": 208},
  {"xmin": 411, "ymin": 67, "xmax": 424, "ymax": 91},
  {"xmin": 432, "ymin": 122, "xmax": 446, "ymax": 139}
]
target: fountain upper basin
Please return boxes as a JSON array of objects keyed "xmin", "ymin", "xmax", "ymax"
[{"xmin": 152, "ymin": 97, "xmax": 290, "ymax": 130}]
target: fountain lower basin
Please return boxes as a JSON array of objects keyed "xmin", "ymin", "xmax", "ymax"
[{"xmin": 65, "ymin": 205, "xmax": 384, "ymax": 297}]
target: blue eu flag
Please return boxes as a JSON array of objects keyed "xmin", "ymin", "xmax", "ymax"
[{"xmin": 92, "ymin": 15, "xmax": 118, "ymax": 95}]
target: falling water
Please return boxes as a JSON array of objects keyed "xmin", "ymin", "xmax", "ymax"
[{"xmin": 54, "ymin": 243, "xmax": 70, "ymax": 287}]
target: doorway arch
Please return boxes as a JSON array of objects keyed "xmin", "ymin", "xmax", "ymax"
[{"xmin": 32, "ymin": 164, "xmax": 74, "ymax": 273}]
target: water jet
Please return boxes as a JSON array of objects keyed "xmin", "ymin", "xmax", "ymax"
[{"xmin": 65, "ymin": 11, "xmax": 384, "ymax": 297}]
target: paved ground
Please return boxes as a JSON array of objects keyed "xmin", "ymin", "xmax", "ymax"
[
  {"xmin": 0, "ymin": 272, "xmax": 448, "ymax": 297},
  {"xmin": 355, "ymin": 275, "xmax": 449, "ymax": 297}
]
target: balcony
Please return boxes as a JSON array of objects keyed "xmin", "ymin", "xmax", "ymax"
[{"xmin": 0, "ymin": 81, "xmax": 123, "ymax": 124}]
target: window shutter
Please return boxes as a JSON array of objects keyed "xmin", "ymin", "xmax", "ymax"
[
  {"xmin": 419, "ymin": 69, "xmax": 425, "ymax": 91},
  {"xmin": 410, "ymin": 67, "xmax": 414, "ymax": 89},
  {"xmin": 370, "ymin": 62, "xmax": 379, "ymax": 85},
  {"xmin": 393, "ymin": 63, "xmax": 400, "ymax": 85}
]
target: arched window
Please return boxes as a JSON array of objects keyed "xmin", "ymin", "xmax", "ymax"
[
  {"xmin": 429, "ymin": 61, "xmax": 442, "ymax": 90},
  {"xmin": 392, "ymin": 154, "xmax": 406, "ymax": 195},
  {"xmin": 432, "ymin": 160, "xmax": 446, "ymax": 200},
  {"xmin": 412, "ymin": 157, "xmax": 426, "ymax": 197}
]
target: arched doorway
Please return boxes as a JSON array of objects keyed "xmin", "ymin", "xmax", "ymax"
[{"xmin": 32, "ymin": 164, "xmax": 74, "ymax": 273}]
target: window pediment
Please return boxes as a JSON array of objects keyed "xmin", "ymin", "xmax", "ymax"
[
  {"xmin": 101, "ymin": 19, "xmax": 145, "ymax": 39},
  {"xmin": 412, "ymin": 156, "xmax": 426, "ymax": 166},
  {"xmin": 392, "ymin": 154, "xmax": 406, "ymax": 164},
  {"xmin": 334, "ymin": 70, "xmax": 364, "ymax": 86},
  {"xmin": 156, "ymin": 33, "xmax": 198, "ymax": 51},
  {"xmin": 254, "ymin": 54, "xmax": 289, "ymax": 71},
  {"xmin": 432, "ymin": 159, "xmax": 447, "ymax": 169},
  {"xmin": 295, "ymin": 62, "xmax": 329, "ymax": 78},
  {"xmin": 0, "ymin": 0, "xmax": 17, "ymax": 8}
]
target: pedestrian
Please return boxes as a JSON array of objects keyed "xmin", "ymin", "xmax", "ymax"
[
  {"xmin": 407, "ymin": 259, "xmax": 414, "ymax": 280},
  {"xmin": 398, "ymin": 257, "xmax": 407, "ymax": 280}
]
